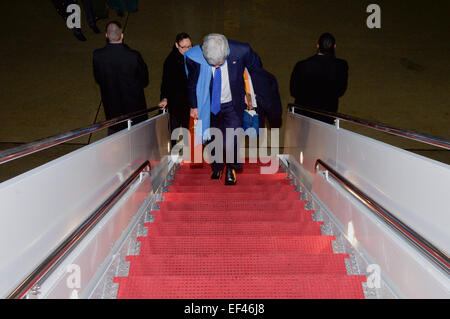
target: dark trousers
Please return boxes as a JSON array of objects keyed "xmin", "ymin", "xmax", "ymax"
[
  {"xmin": 210, "ymin": 102, "xmax": 243, "ymax": 173},
  {"xmin": 81, "ymin": 0, "xmax": 96, "ymax": 27},
  {"xmin": 167, "ymin": 104, "xmax": 190, "ymax": 147},
  {"xmin": 169, "ymin": 109, "xmax": 190, "ymax": 148}
]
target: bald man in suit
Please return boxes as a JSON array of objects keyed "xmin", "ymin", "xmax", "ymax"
[{"xmin": 93, "ymin": 21, "xmax": 149, "ymax": 135}]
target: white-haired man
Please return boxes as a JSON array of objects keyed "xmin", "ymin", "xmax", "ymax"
[{"xmin": 185, "ymin": 33, "xmax": 262, "ymax": 185}]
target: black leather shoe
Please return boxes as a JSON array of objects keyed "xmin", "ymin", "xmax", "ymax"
[
  {"xmin": 211, "ymin": 170, "xmax": 222, "ymax": 180},
  {"xmin": 225, "ymin": 167, "xmax": 237, "ymax": 185}
]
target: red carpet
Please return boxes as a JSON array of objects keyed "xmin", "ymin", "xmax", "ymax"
[{"xmin": 114, "ymin": 161, "xmax": 366, "ymax": 299}]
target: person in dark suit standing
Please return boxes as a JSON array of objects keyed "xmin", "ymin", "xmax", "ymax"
[
  {"xmin": 249, "ymin": 68, "xmax": 283, "ymax": 129},
  {"xmin": 290, "ymin": 33, "xmax": 348, "ymax": 124},
  {"xmin": 159, "ymin": 33, "xmax": 192, "ymax": 146},
  {"xmin": 185, "ymin": 33, "xmax": 262, "ymax": 185},
  {"xmin": 93, "ymin": 21, "xmax": 149, "ymax": 135}
]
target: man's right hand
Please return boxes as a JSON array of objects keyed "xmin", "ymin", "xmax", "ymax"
[
  {"xmin": 190, "ymin": 108, "xmax": 198, "ymax": 119},
  {"xmin": 158, "ymin": 98, "xmax": 168, "ymax": 109}
]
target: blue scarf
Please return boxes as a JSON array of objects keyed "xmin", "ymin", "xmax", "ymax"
[
  {"xmin": 185, "ymin": 45, "xmax": 230, "ymax": 145},
  {"xmin": 184, "ymin": 46, "xmax": 212, "ymax": 145}
]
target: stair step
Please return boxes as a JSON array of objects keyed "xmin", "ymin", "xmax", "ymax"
[
  {"xmin": 144, "ymin": 221, "xmax": 323, "ymax": 236},
  {"xmin": 173, "ymin": 173, "xmax": 289, "ymax": 182},
  {"xmin": 126, "ymin": 254, "xmax": 350, "ymax": 276},
  {"xmin": 157, "ymin": 200, "xmax": 306, "ymax": 211},
  {"xmin": 166, "ymin": 185, "xmax": 298, "ymax": 193},
  {"xmin": 114, "ymin": 275, "xmax": 366, "ymax": 299},
  {"xmin": 151, "ymin": 210, "xmax": 313, "ymax": 223},
  {"xmin": 170, "ymin": 178, "xmax": 292, "ymax": 186},
  {"xmin": 181, "ymin": 161, "xmax": 278, "ymax": 167},
  {"xmin": 138, "ymin": 236, "xmax": 335, "ymax": 255},
  {"xmin": 175, "ymin": 168, "xmax": 282, "ymax": 174},
  {"xmin": 162, "ymin": 192, "xmax": 300, "ymax": 201}
]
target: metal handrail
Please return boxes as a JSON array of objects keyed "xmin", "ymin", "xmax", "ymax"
[
  {"xmin": 289, "ymin": 104, "xmax": 450, "ymax": 150},
  {"xmin": 0, "ymin": 106, "xmax": 164, "ymax": 165},
  {"xmin": 7, "ymin": 160, "xmax": 151, "ymax": 299},
  {"xmin": 315, "ymin": 159, "xmax": 450, "ymax": 274}
]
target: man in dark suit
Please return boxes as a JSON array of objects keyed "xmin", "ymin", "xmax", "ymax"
[
  {"xmin": 290, "ymin": 33, "xmax": 348, "ymax": 124},
  {"xmin": 159, "ymin": 32, "xmax": 192, "ymax": 146},
  {"xmin": 185, "ymin": 33, "xmax": 262, "ymax": 185},
  {"xmin": 93, "ymin": 21, "xmax": 149, "ymax": 135}
]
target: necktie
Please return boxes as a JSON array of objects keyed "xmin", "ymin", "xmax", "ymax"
[{"xmin": 211, "ymin": 66, "xmax": 222, "ymax": 115}]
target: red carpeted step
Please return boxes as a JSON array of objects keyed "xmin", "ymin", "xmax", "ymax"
[
  {"xmin": 169, "ymin": 180, "xmax": 293, "ymax": 186},
  {"xmin": 179, "ymin": 167, "xmax": 280, "ymax": 175},
  {"xmin": 181, "ymin": 161, "xmax": 278, "ymax": 167},
  {"xmin": 175, "ymin": 168, "xmax": 282, "ymax": 174},
  {"xmin": 125, "ymin": 254, "xmax": 350, "ymax": 276},
  {"xmin": 157, "ymin": 200, "xmax": 307, "ymax": 212},
  {"xmin": 138, "ymin": 236, "xmax": 335, "ymax": 255},
  {"xmin": 170, "ymin": 178, "xmax": 292, "ymax": 186},
  {"xmin": 151, "ymin": 210, "xmax": 313, "ymax": 223},
  {"xmin": 162, "ymin": 192, "xmax": 300, "ymax": 201},
  {"xmin": 176, "ymin": 170, "xmax": 286, "ymax": 175},
  {"xmin": 114, "ymin": 275, "xmax": 366, "ymax": 299},
  {"xmin": 166, "ymin": 185, "xmax": 298, "ymax": 193},
  {"xmin": 172, "ymin": 173, "xmax": 289, "ymax": 183},
  {"xmin": 114, "ymin": 159, "xmax": 366, "ymax": 299},
  {"xmin": 144, "ymin": 221, "xmax": 323, "ymax": 236}
]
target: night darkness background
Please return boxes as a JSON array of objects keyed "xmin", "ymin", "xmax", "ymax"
[{"xmin": 0, "ymin": 0, "xmax": 449, "ymax": 181}]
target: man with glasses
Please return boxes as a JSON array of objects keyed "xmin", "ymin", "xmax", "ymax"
[{"xmin": 159, "ymin": 33, "xmax": 193, "ymax": 146}]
